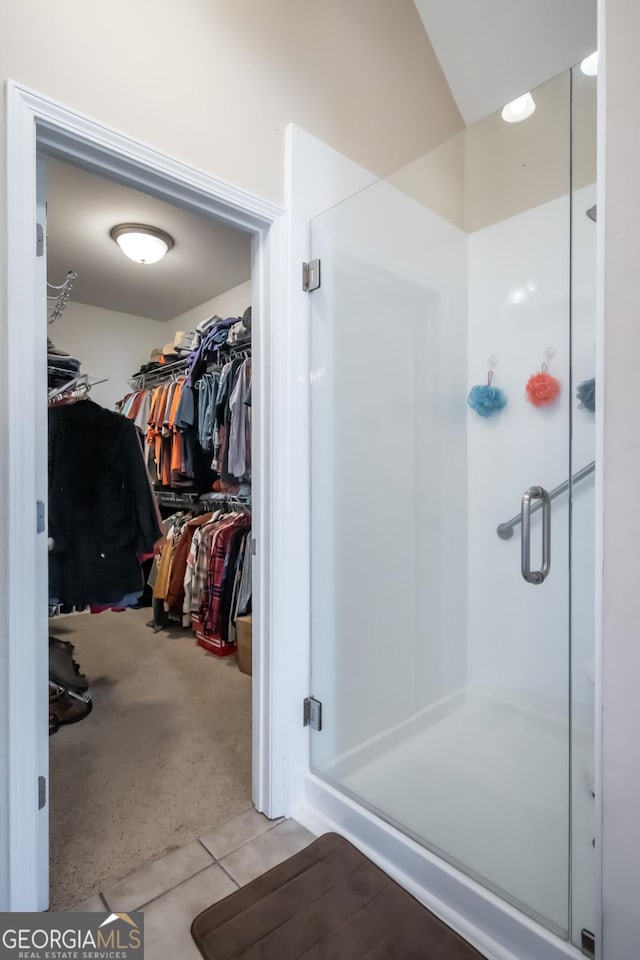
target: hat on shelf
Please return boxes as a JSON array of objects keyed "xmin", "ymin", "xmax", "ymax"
[
  {"xmin": 131, "ymin": 346, "xmax": 165, "ymax": 378},
  {"xmin": 47, "ymin": 337, "xmax": 70, "ymax": 357},
  {"xmin": 175, "ymin": 330, "xmax": 199, "ymax": 355},
  {"xmin": 162, "ymin": 331, "xmax": 192, "ymax": 360},
  {"xmin": 162, "ymin": 341, "xmax": 178, "ymax": 359}
]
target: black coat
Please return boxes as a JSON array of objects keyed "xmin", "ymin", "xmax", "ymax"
[{"xmin": 48, "ymin": 400, "xmax": 162, "ymax": 607}]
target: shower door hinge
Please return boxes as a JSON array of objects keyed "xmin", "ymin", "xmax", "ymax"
[
  {"xmin": 302, "ymin": 259, "xmax": 321, "ymax": 293},
  {"xmin": 38, "ymin": 775, "xmax": 47, "ymax": 810},
  {"xmin": 36, "ymin": 222, "xmax": 45, "ymax": 257},
  {"xmin": 303, "ymin": 696, "xmax": 322, "ymax": 731}
]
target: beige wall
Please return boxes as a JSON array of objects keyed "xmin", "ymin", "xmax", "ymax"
[
  {"xmin": 0, "ymin": 0, "xmax": 462, "ymax": 205},
  {"xmin": 171, "ymin": 280, "xmax": 252, "ymax": 332},
  {"xmin": 464, "ymin": 69, "xmax": 596, "ymax": 233},
  {"xmin": 386, "ymin": 132, "xmax": 466, "ymax": 229},
  {"xmin": 387, "ymin": 68, "xmax": 597, "ymax": 234}
]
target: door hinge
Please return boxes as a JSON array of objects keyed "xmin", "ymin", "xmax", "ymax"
[
  {"xmin": 251, "ymin": 538, "xmax": 257, "ymax": 556},
  {"xmin": 580, "ymin": 929, "xmax": 595, "ymax": 959},
  {"xmin": 36, "ymin": 222, "xmax": 45, "ymax": 257},
  {"xmin": 303, "ymin": 696, "xmax": 322, "ymax": 731},
  {"xmin": 36, "ymin": 500, "xmax": 46, "ymax": 534},
  {"xmin": 302, "ymin": 259, "xmax": 321, "ymax": 293},
  {"xmin": 38, "ymin": 775, "xmax": 47, "ymax": 810}
]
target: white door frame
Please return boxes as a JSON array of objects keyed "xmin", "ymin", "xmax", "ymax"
[{"xmin": 4, "ymin": 79, "xmax": 285, "ymax": 909}]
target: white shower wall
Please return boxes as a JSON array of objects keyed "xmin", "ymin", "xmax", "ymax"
[
  {"xmin": 309, "ymin": 178, "xmax": 469, "ymax": 771},
  {"xmin": 466, "ymin": 184, "xmax": 596, "ymax": 722}
]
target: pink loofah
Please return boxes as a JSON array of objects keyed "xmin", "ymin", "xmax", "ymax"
[{"xmin": 526, "ymin": 370, "xmax": 561, "ymax": 407}]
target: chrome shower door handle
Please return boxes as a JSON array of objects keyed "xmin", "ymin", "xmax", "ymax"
[{"xmin": 521, "ymin": 485, "xmax": 551, "ymax": 584}]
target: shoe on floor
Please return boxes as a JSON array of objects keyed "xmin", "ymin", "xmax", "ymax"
[
  {"xmin": 49, "ymin": 635, "xmax": 75, "ymax": 654},
  {"xmin": 49, "ymin": 683, "xmax": 92, "ymax": 727},
  {"xmin": 49, "ymin": 637, "xmax": 88, "ymax": 692}
]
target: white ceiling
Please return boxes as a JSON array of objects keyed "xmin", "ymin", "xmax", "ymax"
[
  {"xmin": 45, "ymin": 158, "xmax": 252, "ymax": 322},
  {"xmin": 414, "ymin": 0, "xmax": 597, "ymax": 126}
]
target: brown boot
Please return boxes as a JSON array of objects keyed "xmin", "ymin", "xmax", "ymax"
[
  {"xmin": 49, "ymin": 682, "xmax": 92, "ymax": 728},
  {"xmin": 49, "ymin": 637, "xmax": 88, "ymax": 692}
]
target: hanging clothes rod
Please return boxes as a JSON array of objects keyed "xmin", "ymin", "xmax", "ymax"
[
  {"xmin": 47, "ymin": 373, "xmax": 108, "ymax": 402},
  {"xmin": 496, "ymin": 460, "xmax": 595, "ymax": 540},
  {"xmin": 131, "ymin": 342, "xmax": 251, "ymax": 388},
  {"xmin": 200, "ymin": 492, "xmax": 252, "ymax": 506}
]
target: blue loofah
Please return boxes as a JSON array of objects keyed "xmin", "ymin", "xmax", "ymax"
[
  {"xmin": 467, "ymin": 383, "xmax": 507, "ymax": 418},
  {"xmin": 576, "ymin": 377, "xmax": 596, "ymax": 413}
]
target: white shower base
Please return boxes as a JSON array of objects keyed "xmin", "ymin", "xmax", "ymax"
[{"xmin": 314, "ymin": 692, "xmax": 593, "ymax": 944}]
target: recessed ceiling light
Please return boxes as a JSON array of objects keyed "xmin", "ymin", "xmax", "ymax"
[
  {"xmin": 580, "ymin": 51, "xmax": 598, "ymax": 77},
  {"xmin": 501, "ymin": 92, "xmax": 536, "ymax": 124},
  {"xmin": 110, "ymin": 223, "xmax": 175, "ymax": 264}
]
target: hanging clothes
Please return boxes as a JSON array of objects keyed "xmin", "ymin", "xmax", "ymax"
[
  {"xmin": 119, "ymin": 323, "xmax": 251, "ymax": 493},
  {"xmin": 195, "ymin": 511, "xmax": 251, "ymax": 655},
  {"xmin": 228, "ymin": 359, "xmax": 252, "ymax": 480},
  {"xmin": 144, "ymin": 504, "xmax": 251, "ymax": 655},
  {"xmin": 202, "ymin": 357, "xmax": 252, "ymax": 488},
  {"xmin": 195, "ymin": 372, "xmax": 220, "ymax": 451},
  {"xmin": 48, "ymin": 399, "xmax": 162, "ymax": 608}
]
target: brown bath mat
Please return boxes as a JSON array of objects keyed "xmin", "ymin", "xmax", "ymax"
[{"xmin": 191, "ymin": 832, "xmax": 487, "ymax": 959}]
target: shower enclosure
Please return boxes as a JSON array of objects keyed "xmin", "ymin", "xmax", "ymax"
[{"xmin": 309, "ymin": 64, "xmax": 596, "ymax": 951}]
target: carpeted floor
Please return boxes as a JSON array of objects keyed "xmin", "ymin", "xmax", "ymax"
[{"xmin": 49, "ymin": 608, "xmax": 253, "ymax": 910}]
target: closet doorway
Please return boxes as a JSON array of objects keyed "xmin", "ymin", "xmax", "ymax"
[
  {"xmin": 45, "ymin": 156, "xmax": 257, "ymax": 908},
  {"xmin": 5, "ymin": 82, "xmax": 284, "ymax": 912}
]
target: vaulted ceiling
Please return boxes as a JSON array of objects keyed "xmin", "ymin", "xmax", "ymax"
[{"xmin": 414, "ymin": 0, "xmax": 597, "ymax": 126}]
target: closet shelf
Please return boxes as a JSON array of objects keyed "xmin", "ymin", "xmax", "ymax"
[
  {"xmin": 130, "ymin": 341, "xmax": 252, "ymax": 389},
  {"xmin": 155, "ymin": 490, "xmax": 252, "ymax": 510},
  {"xmin": 129, "ymin": 357, "xmax": 189, "ymax": 388},
  {"xmin": 155, "ymin": 491, "xmax": 199, "ymax": 509}
]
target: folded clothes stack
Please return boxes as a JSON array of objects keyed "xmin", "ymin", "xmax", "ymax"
[
  {"xmin": 47, "ymin": 338, "xmax": 81, "ymax": 388},
  {"xmin": 227, "ymin": 307, "xmax": 251, "ymax": 346},
  {"xmin": 130, "ymin": 307, "xmax": 252, "ymax": 381},
  {"xmin": 187, "ymin": 311, "xmax": 251, "ymax": 384}
]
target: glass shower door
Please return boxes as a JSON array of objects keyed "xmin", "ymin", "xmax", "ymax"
[{"xmin": 309, "ymin": 70, "xmax": 580, "ymax": 939}]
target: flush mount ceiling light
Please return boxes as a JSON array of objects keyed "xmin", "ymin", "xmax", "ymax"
[
  {"xmin": 580, "ymin": 51, "xmax": 598, "ymax": 77},
  {"xmin": 110, "ymin": 223, "xmax": 175, "ymax": 264},
  {"xmin": 501, "ymin": 92, "xmax": 536, "ymax": 124}
]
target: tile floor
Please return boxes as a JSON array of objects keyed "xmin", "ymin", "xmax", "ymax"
[{"xmin": 72, "ymin": 809, "xmax": 315, "ymax": 960}]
